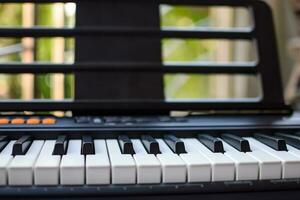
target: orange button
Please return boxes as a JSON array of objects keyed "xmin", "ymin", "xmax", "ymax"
[
  {"xmin": 0, "ymin": 118, "xmax": 9, "ymax": 124},
  {"xmin": 11, "ymin": 118, "xmax": 25, "ymax": 124},
  {"xmin": 27, "ymin": 118, "xmax": 40, "ymax": 125},
  {"xmin": 42, "ymin": 118, "xmax": 56, "ymax": 125}
]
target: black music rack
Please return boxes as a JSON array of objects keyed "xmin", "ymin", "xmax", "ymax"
[{"xmin": 0, "ymin": 0, "xmax": 291, "ymax": 114}]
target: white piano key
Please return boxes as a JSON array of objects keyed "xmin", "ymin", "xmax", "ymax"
[
  {"xmin": 60, "ymin": 140, "xmax": 84, "ymax": 185},
  {"xmin": 132, "ymin": 139, "xmax": 161, "ymax": 184},
  {"xmin": 157, "ymin": 139, "xmax": 173, "ymax": 153},
  {"xmin": 0, "ymin": 141, "xmax": 15, "ymax": 185},
  {"xmin": 220, "ymin": 139, "xmax": 259, "ymax": 181},
  {"xmin": 244, "ymin": 138, "xmax": 281, "ymax": 180},
  {"xmin": 86, "ymin": 140, "xmax": 110, "ymax": 185},
  {"xmin": 185, "ymin": 138, "xmax": 235, "ymax": 182},
  {"xmin": 286, "ymin": 145, "xmax": 300, "ymax": 158},
  {"xmin": 156, "ymin": 139, "xmax": 186, "ymax": 183},
  {"xmin": 106, "ymin": 139, "xmax": 136, "ymax": 184},
  {"xmin": 246, "ymin": 137, "xmax": 300, "ymax": 179},
  {"xmin": 34, "ymin": 140, "xmax": 61, "ymax": 186},
  {"xmin": 180, "ymin": 139, "xmax": 211, "ymax": 182},
  {"xmin": 8, "ymin": 140, "xmax": 44, "ymax": 186}
]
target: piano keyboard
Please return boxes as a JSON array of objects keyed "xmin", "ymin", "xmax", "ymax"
[{"xmin": 1, "ymin": 133, "xmax": 300, "ymax": 186}]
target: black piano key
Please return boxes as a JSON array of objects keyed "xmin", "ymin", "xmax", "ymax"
[
  {"xmin": 164, "ymin": 135, "xmax": 186, "ymax": 154},
  {"xmin": 0, "ymin": 136, "xmax": 8, "ymax": 153},
  {"xmin": 221, "ymin": 134, "xmax": 251, "ymax": 152},
  {"xmin": 198, "ymin": 134, "xmax": 224, "ymax": 153},
  {"xmin": 141, "ymin": 135, "xmax": 160, "ymax": 154},
  {"xmin": 12, "ymin": 135, "xmax": 32, "ymax": 156},
  {"xmin": 118, "ymin": 135, "xmax": 135, "ymax": 154},
  {"xmin": 81, "ymin": 136, "xmax": 95, "ymax": 155},
  {"xmin": 254, "ymin": 133, "xmax": 287, "ymax": 151},
  {"xmin": 275, "ymin": 133, "xmax": 300, "ymax": 150},
  {"xmin": 52, "ymin": 135, "xmax": 67, "ymax": 155}
]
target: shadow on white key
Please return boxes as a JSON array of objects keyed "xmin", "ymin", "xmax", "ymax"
[
  {"xmin": 285, "ymin": 145, "xmax": 300, "ymax": 166},
  {"xmin": 185, "ymin": 138, "xmax": 235, "ymax": 182},
  {"xmin": 246, "ymin": 137, "xmax": 300, "ymax": 179},
  {"xmin": 219, "ymin": 139, "xmax": 258, "ymax": 181},
  {"xmin": 131, "ymin": 139, "xmax": 161, "ymax": 184},
  {"xmin": 8, "ymin": 140, "xmax": 44, "ymax": 186},
  {"xmin": 245, "ymin": 138, "xmax": 281, "ymax": 180},
  {"xmin": 106, "ymin": 139, "xmax": 136, "ymax": 184},
  {"xmin": 156, "ymin": 139, "xmax": 186, "ymax": 183},
  {"xmin": 0, "ymin": 141, "xmax": 15, "ymax": 185},
  {"xmin": 86, "ymin": 140, "xmax": 110, "ymax": 185},
  {"xmin": 60, "ymin": 140, "xmax": 84, "ymax": 185},
  {"xmin": 34, "ymin": 140, "xmax": 61, "ymax": 186},
  {"xmin": 180, "ymin": 139, "xmax": 211, "ymax": 183}
]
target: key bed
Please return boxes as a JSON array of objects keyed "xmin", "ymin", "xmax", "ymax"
[{"xmin": 0, "ymin": 133, "xmax": 300, "ymax": 186}]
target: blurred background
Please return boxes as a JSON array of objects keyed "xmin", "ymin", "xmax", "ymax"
[{"xmin": 0, "ymin": 1, "xmax": 298, "ymax": 107}]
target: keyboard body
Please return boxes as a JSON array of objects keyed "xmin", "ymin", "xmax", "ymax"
[
  {"xmin": 2, "ymin": 113, "xmax": 300, "ymax": 137},
  {"xmin": 0, "ymin": 113, "xmax": 300, "ymax": 199}
]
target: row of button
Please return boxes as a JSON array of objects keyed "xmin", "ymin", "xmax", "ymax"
[
  {"xmin": 75, "ymin": 116, "xmax": 187, "ymax": 124},
  {"xmin": 0, "ymin": 118, "xmax": 56, "ymax": 125}
]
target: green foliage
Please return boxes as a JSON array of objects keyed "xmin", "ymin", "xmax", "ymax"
[
  {"xmin": 0, "ymin": 4, "xmax": 22, "ymax": 99},
  {"xmin": 161, "ymin": 6, "xmax": 211, "ymax": 99},
  {"xmin": 34, "ymin": 4, "xmax": 53, "ymax": 99},
  {"xmin": 161, "ymin": 6, "xmax": 209, "ymax": 27},
  {"xmin": 64, "ymin": 74, "xmax": 74, "ymax": 99}
]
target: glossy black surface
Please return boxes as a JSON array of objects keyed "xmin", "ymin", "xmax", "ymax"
[
  {"xmin": 141, "ymin": 135, "xmax": 160, "ymax": 154},
  {"xmin": 12, "ymin": 135, "xmax": 32, "ymax": 155},
  {"xmin": 198, "ymin": 134, "xmax": 224, "ymax": 153},
  {"xmin": 275, "ymin": 133, "xmax": 300, "ymax": 150},
  {"xmin": 81, "ymin": 136, "xmax": 95, "ymax": 155},
  {"xmin": 254, "ymin": 134, "xmax": 287, "ymax": 151},
  {"xmin": 0, "ymin": 135, "xmax": 8, "ymax": 153},
  {"xmin": 52, "ymin": 135, "xmax": 67, "ymax": 155},
  {"xmin": 118, "ymin": 135, "xmax": 135, "ymax": 154},
  {"xmin": 164, "ymin": 135, "xmax": 186, "ymax": 154},
  {"xmin": 222, "ymin": 134, "xmax": 251, "ymax": 152}
]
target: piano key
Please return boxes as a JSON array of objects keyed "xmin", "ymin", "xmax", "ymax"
[
  {"xmin": 164, "ymin": 135, "xmax": 186, "ymax": 154},
  {"xmin": 244, "ymin": 138, "xmax": 282, "ymax": 180},
  {"xmin": 275, "ymin": 133, "xmax": 300, "ymax": 150},
  {"xmin": 246, "ymin": 137, "xmax": 300, "ymax": 179},
  {"xmin": 52, "ymin": 135, "xmax": 67, "ymax": 155},
  {"xmin": 0, "ymin": 136, "xmax": 8, "ymax": 153},
  {"xmin": 156, "ymin": 139, "xmax": 186, "ymax": 183},
  {"xmin": 34, "ymin": 140, "xmax": 61, "ymax": 185},
  {"xmin": 118, "ymin": 135, "xmax": 135, "ymax": 155},
  {"xmin": 12, "ymin": 135, "xmax": 32, "ymax": 156},
  {"xmin": 132, "ymin": 139, "xmax": 161, "ymax": 184},
  {"xmin": 185, "ymin": 138, "xmax": 234, "ymax": 182},
  {"xmin": 180, "ymin": 139, "xmax": 211, "ymax": 182},
  {"xmin": 198, "ymin": 134, "xmax": 224, "ymax": 153},
  {"xmin": 221, "ymin": 134, "xmax": 251, "ymax": 152},
  {"xmin": 81, "ymin": 136, "xmax": 95, "ymax": 155},
  {"xmin": 141, "ymin": 135, "xmax": 160, "ymax": 154},
  {"xmin": 0, "ymin": 141, "xmax": 15, "ymax": 185},
  {"xmin": 254, "ymin": 134, "xmax": 287, "ymax": 151},
  {"xmin": 8, "ymin": 140, "xmax": 44, "ymax": 186},
  {"xmin": 86, "ymin": 140, "xmax": 110, "ymax": 185},
  {"xmin": 60, "ymin": 140, "xmax": 85, "ymax": 185},
  {"xmin": 285, "ymin": 144, "xmax": 300, "ymax": 160},
  {"xmin": 219, "ymin": 139, "xmax": 258, "ymax": 181},
  {"xmin": 106, "ymin": 139, "xmax": 136, "ymax": 184}
]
